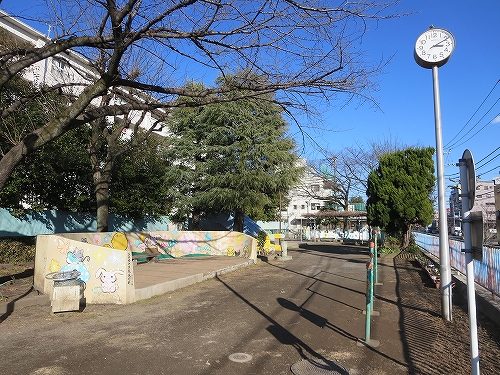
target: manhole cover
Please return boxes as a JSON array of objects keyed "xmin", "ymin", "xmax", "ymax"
[
  {"xmin": 291, "ymin": 358, "xmax": 348, "ymax": 375},
  {"xmin": 228, "ymin": 353, "xmax": 252, "ymax": 363}
]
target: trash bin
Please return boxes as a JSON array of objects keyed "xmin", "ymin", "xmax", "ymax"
[{"xmin": 45, "ymin": 270, "xmax": 83, "ymax": 313}]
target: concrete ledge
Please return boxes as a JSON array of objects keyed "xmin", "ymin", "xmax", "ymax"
[
  {"xmin": 276, "ymin": 255, "xmax": 292, "ymax": 261},
  {"xmin": 452, "ymin": 271, "xmax": 500, "ymax": 328},
  {"xmin": 202, "ymin": 259, "xmax": 255, "ymax": 280},
  {"xmin": 423, "ymin": 250, "xmax": 500, "ymax": 327},
  {"xmin": 134, "ymin": 259, "xmax": 255, "ymax": 302},
  {"xmin": 0, "ymin": 293, "xmax": 50, "ymax": 314},
  {"xmin": 135, "ymin": 274, "xmax": 204, "ymax": 302}
]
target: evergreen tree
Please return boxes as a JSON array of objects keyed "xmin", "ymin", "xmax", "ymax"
[
  {"xmin": 165, "ymin": 77, "xmax": 303, "ymax": 231},
  {"xmin": 0, "ymin": 126, "xmax": 95, "ymax": 212},
  {"xmin": 110, "ymin": 133, "xmax": 174, "ymax": 219},
  {"xmin": 366, "ymin": 147, "xmax": 435, "ymax": 248}
]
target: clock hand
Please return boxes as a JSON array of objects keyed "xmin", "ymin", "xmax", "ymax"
[{"xmin": 431, "ymin": 36, "xmax": 450, "ymax": 48}]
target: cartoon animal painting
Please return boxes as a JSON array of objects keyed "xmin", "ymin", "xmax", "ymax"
[
  {"xmin": 60, "ymin": 248, "xmax": 91, "ymax": 282},
  {"xmin": 95, "ymin": 268, "xmax": 124, "ymax": 293}
]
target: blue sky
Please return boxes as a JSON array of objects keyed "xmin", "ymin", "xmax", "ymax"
[
  {"xmin": 2, "ymin": 0, "xmax": 500, "ymax": 198},
  {"xmin": 308, "ymin": 0, "xmax": 500, "ymax": 187}
]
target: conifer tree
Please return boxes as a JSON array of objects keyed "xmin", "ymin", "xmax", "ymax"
[
  {"xmin": 165, "ymin": 77, "xmax": 303, "ymax": 231},
  {"xmin": 366, "ymin": 147, "xmax": 435, "ymax": 248}
]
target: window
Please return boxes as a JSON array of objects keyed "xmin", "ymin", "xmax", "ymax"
[
  {"xmin": 293, "ymin": 205, "xmax": 297, "ymax": 210},
  {"xmin": 311, "ymin": 184, "xmax": 320, "ymax": 192},
  {"xmin": 51, "ymin": 58, "xmax": 74, "ymax": 81},
  {"xmin": 301, "ymin": 205, "xmax": 305, "ymax": 210}
]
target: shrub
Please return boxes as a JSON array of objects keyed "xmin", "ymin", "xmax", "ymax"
[
  {"xmin": 256, "ymin": 230, "xmax": 268, "ymax": 251},
  {"xmin": 0, "ymin": 237, "xmax": 36, "ymax": 264},
  {"xmin": 378, "ymin": 235, "xmax": 400, "ymax": 254}
]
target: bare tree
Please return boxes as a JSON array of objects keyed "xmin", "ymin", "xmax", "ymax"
[
  {"xmin": 307, "ymin": 136, "xmax": 408, "ymax": 230},
  {"xmin": 1, "ymin": 1, "xmax": 404, "ymax": 200}
]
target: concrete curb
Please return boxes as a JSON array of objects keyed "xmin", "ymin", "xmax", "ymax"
[
  {"xmin": 134, "ymin": 259, "xmax": 255, "ymax": 302},
  {"xmin": 0, "ymin": 293, "xmax": 50, "ymax": 315},
  {"xmin": 422, "ymin": 250, "xmax": 500, "ymax": 327}
]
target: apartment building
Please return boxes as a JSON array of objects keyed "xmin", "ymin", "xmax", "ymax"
[
  {"xmin": 280, "ymin": 159, "xmax": 333, "ymax": 235},
  {"xmin": 449, "ymin": 177, "xmax": 499, "ymax": 243}
]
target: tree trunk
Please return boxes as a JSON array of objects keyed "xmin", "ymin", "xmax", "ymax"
[
  {"xmin": 191, "ymin": 209, "xmax": 201, "ymax": 230},
  {"xmin": 95, "ymin": 170, "xmax": 110, "ymax": 232},
  {"xmin": 234, "ymin": 207, "xmax": 245, "ymax": 233},
  {"xmin": 401, "ymin": 224, "xmax": 413, "ymax": 249}
]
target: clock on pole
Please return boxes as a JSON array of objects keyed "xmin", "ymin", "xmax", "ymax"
[
  {"xmin": 414, "ymin": 25, "xmax": 456, "ymax": 323},
  {"xmin": 414, "ymin": 26, "xmax": 455, "ymax": 68}
]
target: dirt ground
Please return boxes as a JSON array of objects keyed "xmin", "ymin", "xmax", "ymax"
[
  {"xmin": 0, "ymin": 244, "xmax": 499, "ymax": 375},
  {"xmin": 0, "ymin": 263, "xmax": 36, "ymax": 303}
]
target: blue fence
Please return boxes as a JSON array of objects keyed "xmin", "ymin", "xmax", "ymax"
[
  {"xmin": 0, "ymin": 208, "xmax": 262, "ymax": 238},
  {"xmin": 0, "ymin": 208, "xmax": 170, "ymax": 237},
  {"xmin": 414, "ymin": 232, "xmax": 500, "ymax": 297}
]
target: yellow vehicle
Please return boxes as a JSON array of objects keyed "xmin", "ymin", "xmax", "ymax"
[{"xmin": 260, "ymin": 234, "xmax": 283, "ymax": 255}]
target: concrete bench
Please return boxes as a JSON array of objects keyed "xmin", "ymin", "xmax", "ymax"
[{"xmin": 132, "ymin": 248, "xmax": 162, "ymax": 265}]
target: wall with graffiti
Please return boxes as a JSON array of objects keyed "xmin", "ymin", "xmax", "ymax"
[
  {"xmin": 414, "ymin": 232, "xmax": 500, "ymax": 297},
  {"xmin": 34, "ymin": 230, "xmax": 257, "ymax": 305}
]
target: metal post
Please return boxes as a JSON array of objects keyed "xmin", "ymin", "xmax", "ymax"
[
  {"xmin": 373, "ymin": 232, "xmax": 379, "ymax": 284},
  {"xmin": 459, "ymin": 158, "xmax": 480, "ymax": 375},
  {"xmin": 432, "ymin": 66, "xmax": 453, "ymax": 321},
  {"xmin": 358, "ymin": 259, "xmax": 379, "ymax": 347},
  {"xmin": 365, "ymin": 262, "xmax": 372, "ymax": 341},
  {"xmin": 369, "ymin": 242, "xmax": 375, "ymax": 311}
]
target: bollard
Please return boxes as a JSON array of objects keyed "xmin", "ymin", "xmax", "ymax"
[
  {"xmin": 357, "ymin": 261, "xmax": 380, "ymax": 347},
  {"xmin": 276, "ymin": 240, "xmax": 292, "ymax": 261},
  {"xmin": 373, "ymin": 230, "xmax": 381, "ymax": 285},
  {"xmin": 365, "ymin": 251, "xmax": 379, "ymax": 316},
  {"xmin": 368, "ymin": 250, "xmax": 374, "ymax": 311},
  {"xmin": 365, "ymin": 261, "xmax": 373, "ymax": 341}
]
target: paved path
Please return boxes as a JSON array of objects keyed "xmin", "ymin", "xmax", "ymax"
[{"xmin": 0, "ymin": 242, "xmax": 499, "ymax": 375}]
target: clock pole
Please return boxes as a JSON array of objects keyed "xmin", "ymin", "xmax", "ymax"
[
  {"xmin": 414, "ymin": 26, "xmax": 456, "ymax": 322},
  {"xmin": 431, "ymin": 65, "xmax": 453, "ymax": 322},
  {"xmin": 416, "ymin": 27, "xmax": 480, "ymax": 374}
]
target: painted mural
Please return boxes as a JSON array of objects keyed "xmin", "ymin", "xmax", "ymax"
[
  {"xmin": 59, "ymin": 230, "xmax": 252, "ymax": 259},
  {"xmin": 414, "ymin": 232, "xmax": 500, "ymax": 297},
  {"xmin": 34, "ymin": 230, "xmax": 257, "ymax": 305}
]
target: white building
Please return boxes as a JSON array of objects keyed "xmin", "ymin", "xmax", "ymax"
[
  {"xmin": 0, "ymin": 10, "xmax": 166, "ymax": 136},
  {"xmin": 278, "ymin": 159, "xmax": 334, "ymax": 238},
  {"xmin": 449, "ymin": 177, "xmax": 499, "ymax": 244}
]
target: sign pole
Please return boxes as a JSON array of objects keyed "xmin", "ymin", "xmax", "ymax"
[{"xmin": 459, "ymin": 152, "xmax": 480, "ymax": 375}]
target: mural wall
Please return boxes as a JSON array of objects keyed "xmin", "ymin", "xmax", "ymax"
[
  {"xmin": 34, "ymin": 230, "xmax": 257, "ymax": 305},
  {"xmin": 414, "ymin": 232, "xmax": 500, "ymax": 297}
]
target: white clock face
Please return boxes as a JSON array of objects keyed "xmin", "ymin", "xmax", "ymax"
[{"xmin": 415, "ymin": 28, "xmax": 455, "ymax": 66}]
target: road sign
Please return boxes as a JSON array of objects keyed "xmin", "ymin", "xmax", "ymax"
[{"xmin": 462, "ymin": 149, "xmax": 476, "ymax": 211}]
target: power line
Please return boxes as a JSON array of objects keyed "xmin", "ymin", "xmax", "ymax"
[
  {"xmin": 475, "ymin": 146, "xmax": 500, "ymax": 169},
  {"xmin": 444, "ymin": 146, "xmax": 500, "ymax": 179},
  {"xmin": 446, "ymin": 108, "xmax": 500, "ymax": 150},
  {"xmin": 477, "ymin": 165, "xmax": 500, "ymax": 178},
  {"xmin": 444, "ymin": 79, "xmax": 500, "ymax": 148}
]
